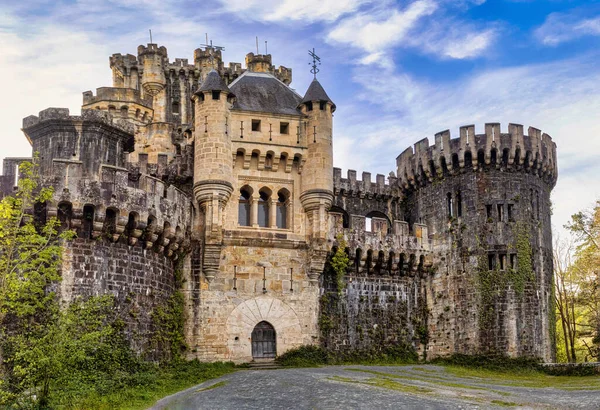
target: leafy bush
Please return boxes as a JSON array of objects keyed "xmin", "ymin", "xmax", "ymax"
[
  {"xmin": 429, "ymin": 354, "xmax": 543, "ymax": 372},
  {"xmin": 276, "ymin": 345, "xmax": 330, "ymax": 367}
]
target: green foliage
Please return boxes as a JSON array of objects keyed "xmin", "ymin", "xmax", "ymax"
[
  {"xmin": 276, "ymin": 344, "xmax": 418, "ymax": 368},
  {"xmin": 430, "ymin": 354, "xmax": 543, "ymax": 373},
  {"xmin": 331, "ymin": 234, "xmax": 350, "ymax": 293},
  {"xmin": 151, "ymin": 290, "xmax": 186, "ymax": 363},
  {"xmin": 477, "ymin": 223, "xmax": 534, "ymax": 332},
  {"xmin": 276, "ymin": 345, "xmax": 330, "ymax": 367}
]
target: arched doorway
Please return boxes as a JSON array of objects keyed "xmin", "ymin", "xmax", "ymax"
[{"xmin": 251, "ymin": 321, "xmax": 276, "ymax": 359}]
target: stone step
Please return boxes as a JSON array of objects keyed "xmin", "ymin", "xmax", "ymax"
[{"xmin": 248, "ymin": 360, "xmax": 280, "ymax": 370}]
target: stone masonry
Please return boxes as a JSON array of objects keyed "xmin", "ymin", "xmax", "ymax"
[{"xmin": 0, "ymin": 41, "xmax": 557, "ymax": 363}]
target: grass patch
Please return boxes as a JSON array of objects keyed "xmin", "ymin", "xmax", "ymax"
[
  {"xmin": 345, "ymin": 368, "xmax": 511, "ymax": 396},
  {"xmin": 48, "ymin": 360, "xmax": 237, "ymax": 409},
  {"xmin": 329, "ymin": 375, "xmax": 433, "ymax": 395},
  {"xmin": 491, "ymin": 400, "xmax": 519, "ymax": 407},
  {"xmin": 443, "ymin": 365, "xmax": 600, "ymax": 390},
  {"xmin": 195, "ymin": 380, "xmax": 228, "ymax": 392}
]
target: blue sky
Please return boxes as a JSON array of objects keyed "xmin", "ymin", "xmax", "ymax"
[{"xmin": 1, "ymin": 0, "xmax": 600, "ymax": 237}]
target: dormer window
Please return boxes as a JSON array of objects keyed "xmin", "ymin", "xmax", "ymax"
[
  {"xmin": 252, "ymin": 119, "xmax": 261, "ymax": 131},
  {"xmin": 212, "ymin": 91, "xmax": 220, "ymax": 100},
  {"xmin": 319, "ymin": 101, "xmax": 326, "ymax": 110},
  {"xmin": 306, "ymin": 101, "xmax": 313, "ymax": 111}
]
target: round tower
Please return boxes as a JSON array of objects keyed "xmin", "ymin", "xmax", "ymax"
[
  {"xmin": 192, "ymin": 70, "xmax": 235, "ymax": 281},
  {"xmin": 298, "ymin": 79, "xmax": 335, "ymax": 216},
  {"xmin": 298, "ymin": 79, "xmax": 336, "ymax": 281},
  {"xmin": 396, "ymin": 123, "xmax": 558, "ymax": 361},
  {"xmin": 138, "ymin": 43, "xmax": 168, "ymax": 122}
]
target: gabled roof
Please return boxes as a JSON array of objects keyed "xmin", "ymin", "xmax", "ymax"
[
  {"xmin": 300, "ymin": 78, "xmax": 336, "ymax": 112},
  {"xmin": 195, "ymin": 69, "xmax": 233, "ymax": 96},
  {"xmin": 229, "ymin": 71, "xmax": 302, "ymax": 116}
]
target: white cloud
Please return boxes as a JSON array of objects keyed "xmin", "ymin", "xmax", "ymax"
[
  {"xmin": 327, "ymin": 0, "xmax": 437, "ymax": 64},
  {"xmin": 325, "ymin": 0, "xmax": 495, "ymax": 65},
  {"xmin": 216, "ymin": 0, "xmax": 370, "ymax": 23},
  {"xmin": 418, "ymin": 27, "xmax": 496, "ymax": 59},
  {"xmin": 535, "ymin": 10, "xmax": 600, "ymax": 46}
]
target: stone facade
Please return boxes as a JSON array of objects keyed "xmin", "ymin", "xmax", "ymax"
[{"xmin": 0, "ymin": 42, "xmax": 558, "ymax": 363}]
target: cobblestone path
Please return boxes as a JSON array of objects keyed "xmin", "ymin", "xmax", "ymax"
[{"xmin": 151, "ymin": 365, "xmax": 600, "ymax": 410}]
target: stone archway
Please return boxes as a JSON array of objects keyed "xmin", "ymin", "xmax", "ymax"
[{"xmin": 226, "ymin": 297, "xmax": 303, "ymax": 362}]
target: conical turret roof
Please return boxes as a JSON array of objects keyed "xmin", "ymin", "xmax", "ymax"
[
  {"xmin": 195, "ymin": 69, "xmax": 234, "ymax": 96},
  {"xmin": 300, "ymin": 78, "xmax": 335, "ymax": 112}
]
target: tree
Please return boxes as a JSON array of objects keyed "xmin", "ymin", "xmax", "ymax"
[
  {"xmin": 564, "ymin": 201, "xmax": 600, "ymax": 361},
  {"xmin": 0, "ymin": 159, "xmax": 74, "ymax": 406}
]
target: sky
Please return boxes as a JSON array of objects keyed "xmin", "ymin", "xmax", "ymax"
[{"xmin": 1, "ymin": 0, "xmax": 599, "ymax": 238}]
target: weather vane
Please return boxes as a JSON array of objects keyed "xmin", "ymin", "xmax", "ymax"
[
  {"xmin": 308, "ymin": 48, "xmax": 320, "ymax": 79},
  {"xmin": 200, "ymin": 34, "xmax": 225, "ymax": 69}
]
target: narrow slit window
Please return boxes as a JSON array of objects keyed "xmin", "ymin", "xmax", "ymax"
[
  {"xmin": 212, "ymin": 90, "xmax": 220, "ymax": 100},
  {"xmin": 510, "ymin": 254, "xmax": 517, "ymax": 269},
  {"xmin": 447, "ymin": 193, "xmax": 454, "ymax": 218},
  {"xmin": 508, "ymin": 204, "xmax": 514, "ymax": 222},
  {"xmin": 456, "ymin": 191, "xmax": 463, "ymax": 217},
  {"xmin": 497, "ymin": 204, "xmax": 504, "ymax": 222},
  {"xmin": 252, "ymin": 119, "xmax": 261, "ymax": 131},
  {"xmin": 499, "ymin": 254, "xmax": 506, "ymax": 270},
  {"xmin": 486, "ymin": 204, "xmax": 493, "ymax": 220},
  {"xmin": 488, "ymin": 254, "xmax": 496, "ymax": 270}
]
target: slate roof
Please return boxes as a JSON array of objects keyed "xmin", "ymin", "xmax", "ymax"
[
  {"xmin": 195, "ymin": 69, "xmax": 233, "ymax": 95},
  {"xmin": 229, "ymin": 72, "xmax": 302, "ymax": 116},
  {"xmin": 301, "ymin": 79, "xmax": 336, "ymax": 112}
]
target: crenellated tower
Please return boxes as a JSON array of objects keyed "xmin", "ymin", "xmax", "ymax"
[
  {"xmin": 396, "ymin": 123, "xmax": 557, "ymax": 361},
  {"xmin": 298, "ymin": 79, "xmax": 335, "ymax": 281},
  {"xmin": 192, "ymin": 70, "xmax": 236, "ymax": 281}
]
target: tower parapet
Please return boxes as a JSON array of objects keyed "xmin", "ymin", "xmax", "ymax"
[
  {"xmin": 20, "ymin": 107, "xmax": 192, "ymax": 255},
  {"xmin": 333, "ymin": 168, "xmax": 398, "ymax": 199},
  {"xmin": 396, "ymin": 123, "xmax": 558, "ymax": 191},
  {"xmin": 245, "ymin": 53, "xmax": 292, "ymax": 84}
]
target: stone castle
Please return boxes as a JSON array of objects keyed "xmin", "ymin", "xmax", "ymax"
[{"xmin": 0, "ymin": 42, "xmax": 558, "ymax": 363}]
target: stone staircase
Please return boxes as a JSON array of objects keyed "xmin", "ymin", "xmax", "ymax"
[{"xmin": 248, "ymin": 358, "xmax": 281, "ymax": 370}]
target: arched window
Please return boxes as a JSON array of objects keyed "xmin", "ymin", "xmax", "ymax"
[
  {"xmin": 172, "ymin": 101, "xmax": 180, "ymax": 115},
  {"xmin": 120, "ymin": 106, "xmax": 128, "ymax": 118},
  {"xmin": 258, "ymin": 189, "xmax": 270, "ymax": 228},
  {"xmin": 276, "ymin": 190, "xmax": 288, "ymax": 229},
  {"xmin": 447, "ymin": 193, "xmax": 454, "ymax": 218},
  {"xmin": 82, "ymin": 204, "xmax": 95, "ymax": 239},
  {"xmin": 365, "ymin": 211, "xmax": 390, "ymax": 234},
  {"xmin": 239, "ymin": 188, "xmax": 252, "ymax": 227}
]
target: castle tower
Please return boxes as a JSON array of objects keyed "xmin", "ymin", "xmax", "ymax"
[
  {"xmin": 192, "ymin": 70, "xmax": 235, "ymax": 281},
  {"xmin": 298, "ymin": 79, "xmax": 336, "ymax": 280},
  {"xmin": 396, "ymin": 123, "xmax": 558, "ymax": 361},
  {"xmin": 194, "ymin": 47, "xmax": 223, "ymax": 82},
  {"xmin": 138, "ymin": 43, "xmax": 168, "ymax": 122}
]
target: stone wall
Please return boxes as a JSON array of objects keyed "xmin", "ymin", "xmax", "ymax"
[
  {"xmin": 185, "ymin": 238, "xmax": 319, "ymax": 363},
  {"xmin": 320, "ymin": 276, "xmax": 427, "ymax": 359},
  {"xmin": 60, "ymin": 238, "xmax": 176, "ymax": 357}
]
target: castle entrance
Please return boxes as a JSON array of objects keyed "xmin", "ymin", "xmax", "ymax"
[{"xmin": 251, "ymin": 321, "xmax": 276, "ymax": 359}]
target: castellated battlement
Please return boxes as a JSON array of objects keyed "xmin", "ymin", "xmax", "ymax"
[
  {"xmin": 395, "ymin": 123, "xmax": 558, "ymax": 191},
  {"xmin": 18, "ymin": 108, "xmax": 193, "ymax": 258},
  {"xmin": 333, "ymin": 167, "xmax": 399, "ymax": 198},
  {"xmin": 82, "ymin": 87, "xmax": 152, "ymax": 108},
  {"xmin": 137, "ymin": 43, "xmax": 168, "ymax": 57}
]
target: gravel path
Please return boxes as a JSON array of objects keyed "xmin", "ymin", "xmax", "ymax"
[{"xmin": 150, "ymin": 365, "xmax": 600, "ymax": 410}]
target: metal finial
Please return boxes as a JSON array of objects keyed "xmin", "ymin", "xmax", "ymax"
[
  {"xmin": 308, "ymin": 48, "xmax": 321, "ymax": 79},
  {"xmin": 149, "ymin": 29, "xmax": 153, "ymax": 43},
  {"xmin": 200, "ymin": 38, "xmax": 225, "ymax": 69}
]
